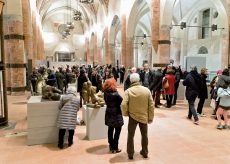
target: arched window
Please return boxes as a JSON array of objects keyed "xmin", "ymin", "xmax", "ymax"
[{"xmin": 198, "ymin": 46, "xmax": 208, "ymax": 54}]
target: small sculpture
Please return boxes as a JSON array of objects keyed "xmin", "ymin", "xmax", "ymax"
[
  {"xmin": 42, "ymin": 85, "xmax": 62, "ymax": 101},
  {"xmin": 36, "ymin": 74, "xmax": 46, "ymax": 95},
  {"xmin": 82, "ymin": 81, "xmax": 105, "ymax": 108},
  {"xmin": 82, "ymin": 82, "xmax": 90, "ymax": 104}
]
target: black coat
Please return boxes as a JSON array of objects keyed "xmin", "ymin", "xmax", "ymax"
[
  {"xmin": 150, "ymin": 70, "xmax": 163, "ymax": 92},
  {"xmin": 198, "ymin": 74, "xmax": 208, "ymax": 99},
  {"xmin": 183, "ymin": 70, "xmax": 202, "ymax": 100},
  {"xmin": 77, "ymin": 74, "xmax": 88, "ymax": 93},
  {"xmin": 139, "ymin": 70, "xmax": 154, "ymax": 89},
  {"xmin": 104, "ymin": 91, "xmax": 124, "ymax": 128}
]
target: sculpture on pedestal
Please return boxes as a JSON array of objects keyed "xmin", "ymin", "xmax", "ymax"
[
  {"xmin": 82, "ymin": 81, "xmax": 105, "ymax": 108},
  {"xmin": 42, "ymin": 85, "xmax": 62, "ymax": 101},
  {"xmin": 36, "ymin": 74, "xmax": 46, "ymax": 95}
]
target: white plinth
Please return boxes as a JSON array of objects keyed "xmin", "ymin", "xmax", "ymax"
[
  {"xmin": 27, "ymin": 96, "xmax": 60, "ymax": 145},
  {"xmin": 82, "ymin": 105, "xmax": 87, "ymax": 125},
  {"xmin": 86, "ymin": 106, "xmax": 107, "ymax": 140}
]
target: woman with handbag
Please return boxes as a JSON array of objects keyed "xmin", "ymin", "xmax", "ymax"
[
  {"xmin": 216, "ymin": 69, "xmax": 230, "ymax": 129},
  {"xmin": 163, "ymin": 68, "xmax": 175, "ymax": 108}
]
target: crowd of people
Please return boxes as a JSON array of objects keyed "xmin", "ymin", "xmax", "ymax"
[{"xmin": 30, "ymin": 62, "xmax": 230, "ymax": 160}]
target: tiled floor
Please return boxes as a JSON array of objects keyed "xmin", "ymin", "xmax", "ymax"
[{"xmin": 0, "ymin": 87, "xmax": 230, "ymax": 164}]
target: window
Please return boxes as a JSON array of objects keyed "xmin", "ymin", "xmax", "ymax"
[
  {"xmin": 201, "ymin": 9, "xmax": 210, "ymax": 39},
  {"xmin": 198, "ymin": 46, "xmax": 208, "ymax": 54}
]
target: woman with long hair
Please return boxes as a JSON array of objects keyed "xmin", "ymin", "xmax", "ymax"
[{"xmin": 103, "ymin": 78, "xmax": 124, "ymax": 153}]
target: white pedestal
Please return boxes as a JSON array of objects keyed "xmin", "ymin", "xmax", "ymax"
[
  {"xmin": 27, "ymin": 96, "xmax": 60, "ymax": 145},
  {"xmin": 86, "ymin": 106, "xmax": 107, "ymax": 140},
  {"xmin": 82, "ymin": 105, "xmax": 87, "ymax": 125}
]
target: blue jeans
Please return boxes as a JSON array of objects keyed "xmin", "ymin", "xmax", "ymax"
[{"xmin": 188, "ymin": 97, "xmax": 199, "ymax": 121}]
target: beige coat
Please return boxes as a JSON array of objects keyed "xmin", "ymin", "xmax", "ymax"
[{"xmin": 121, "ymin": 82, "xmax": 154, "ymax": 124}]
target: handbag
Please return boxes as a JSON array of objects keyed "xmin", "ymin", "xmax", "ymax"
[
  {"xmin": 163, "ymin": 79, "xmax": 169, "ymax": 89},
  {"xmin": 210, "ymin": 99, "xmax": 216, "ymax": 109}
]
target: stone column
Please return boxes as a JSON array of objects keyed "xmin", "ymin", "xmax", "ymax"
[
  {"xmin": 4, "ymin": 0, "xmax": 26, "ymax": 95},
  {"xmin": 94, "ymin": 32, "xmax": 98, "ymax": 65},
  {"xmin": 97, "ymin": 46, "xmax": 101, "ymax": 65},
  {"xmin": 109, "ymin": 43, "xmax": 115, "ymax": 66},
  {"xmin": 173, "ymin": 39, "xmax": 181, "ymax": 66},
  {"xmin": 121, "ymin": 15, "xmax": 127, "ymax": 67},
  {"xmin": 151, "ymin": 0, "xmax": 160, "ymax": 53},
  {"xmin": 86, "ymin": 37, "xmax": 91, "ymax": 64},
  {"xmin": 222, "ymin": 32, "xmax": 229, "ymax": 69},
  {"xmin": 158, "ymin": 25, "xmax": 171, "ymax": 64},
  {"xmin": 104, "ymin": 27, "xmax": 110, "ymax": 64},
  {"xmin": 126, "ymin": 37, "xmax": 134, "ymax": 68}
]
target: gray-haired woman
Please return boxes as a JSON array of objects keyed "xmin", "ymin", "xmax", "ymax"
[{"xmin": 57, "ymin": 86, "xmax": 80, "ymax": 149}]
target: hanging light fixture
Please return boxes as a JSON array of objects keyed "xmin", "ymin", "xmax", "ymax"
[
  {"xmin": 66, "ymin": 0, "xmax": 75, "ymax": 30},
  {"xmin": 73, "ymin": 0, "xmax": 82, "ymax": 21},
  {"xmin": 79, "ymin": 0, "xmax": 93, "ymax": 3}
]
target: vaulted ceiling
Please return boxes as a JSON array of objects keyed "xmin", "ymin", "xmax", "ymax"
[{"xmin": 37, "ymin": 0, "xmax": 109, "ymax": 34}]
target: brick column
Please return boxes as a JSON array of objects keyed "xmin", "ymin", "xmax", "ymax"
[
  {"xmin": 32, "ymin": 12, "xmax": 37, "ymax": 66},
  {"xmin": 126, "ymin": 37, "xmax": 134, "ymax": 68},
  {"xmin": 22, "ymin": 0, "xmax": 33, "ymax": 60},
  {"xmin": 4, "ymin": 0, "xmax": 26, "ymax": 95},
  {"xmin": 121, "ymin": 15, "xmax": 127, "ymax": 67},
  {"xmin": 158, "ymin": 25, "xmax": 171, "ymax": 64},
  {"xmin": 86, "ymin": 37, "xmax": 91, "ymax": 64},
  {"xmin": 104, "ymin": 27, "xmax": 110, "ymax": 64},
  {"xmin": 151, "ymin": 0, "xmax": 160, "ymax": 53}
]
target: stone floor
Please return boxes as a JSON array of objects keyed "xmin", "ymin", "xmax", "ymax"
[{"xmin": 0, "ymin": 86, "xmax": 230, "ymax": 164}]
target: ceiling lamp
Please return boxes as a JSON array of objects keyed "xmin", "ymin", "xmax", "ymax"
[
  {"xmin": 73, "ymin": 10, "xmax": 82, "ymax": 21},
  {"xmin": 79, "ymin": 0, "xmax": 93, "ymax": 4},
  {"xmin": 66, "ymin": 22, "xmax": 74, "ymax": 30}
]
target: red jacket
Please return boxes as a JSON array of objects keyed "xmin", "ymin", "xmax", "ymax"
[{"xmin": 164, "ymin": 74, "xmax": 175, "ymax": 95}]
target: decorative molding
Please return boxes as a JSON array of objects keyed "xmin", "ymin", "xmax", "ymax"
[
  {"xmin": 6, "ymin": 64, "xmax": 27, "ymax": 68},
  {"xmin": 4, "ymin": 34, "xmax": 25, "ymax": 40},
  {"xmin": 158, "ymin": 40, "xmax": 171, "ymax": 45},
  {"xmin": 7, "ymin": 86, "xmax": 26, "ymax": 92},
  {"xmin": 153, "ymin": 63, "xmax": 169, "ymax": 67}
]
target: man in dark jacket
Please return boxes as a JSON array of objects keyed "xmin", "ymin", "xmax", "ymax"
[
  {"xmin": 139, "ymin": 63, "xmax": 154, "ymax": 90},
  {"xmin": 46, "ymin": 69, "xmax": 57, "ymax": 87},
  {"xmin": 197, "ymin": 68, "xmax": 208, "ymax": 116},
  {"xmin": 183, "ymin": 66, "xmax": 202, "ymax": 125},
  {"xmin": 90, "ymin": 69, "xmax": 102, "ymax": 92},
  {"xmin": 119, "ymin": 65, "xmax": 126, "ymax": 84},
  {"xmin": 150, "ymin": 68, "xmax": 163, "ymax": 108},
  {"xmin": 55, "ymin": 68, "xmax": 65, "ymax": 93}
]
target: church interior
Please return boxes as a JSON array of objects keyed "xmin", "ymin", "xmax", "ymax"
[{"xmin": 0, "ymin": 0, "xmax": 230, "ymax": 163}]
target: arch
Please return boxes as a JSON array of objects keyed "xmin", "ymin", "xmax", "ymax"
[
  {"xmin": 198, "ymin": 46, "xmax": 208, "ymax": 54},
  {"xmin": 126, "ymin": 0, "xmax": 150, "ymax": 39}
]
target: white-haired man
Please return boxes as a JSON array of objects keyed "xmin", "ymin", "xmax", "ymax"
[{"xmin": 121, "ymin": 73, "xmax": 154, "ymax": 160}]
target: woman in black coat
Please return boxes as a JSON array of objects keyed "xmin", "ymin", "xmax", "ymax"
[
  {"xmin": 103, "ymin": 78, "xmax": 124, "ymax": 153},
  {"xmin": 197, "ymin": 68, "xmax": 208, "ymax": 116}
]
